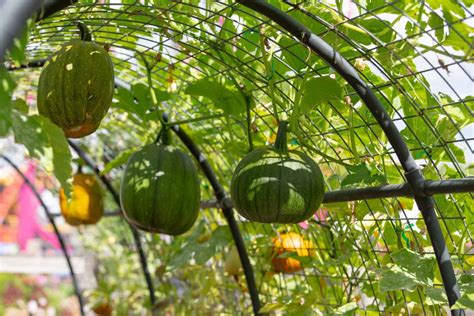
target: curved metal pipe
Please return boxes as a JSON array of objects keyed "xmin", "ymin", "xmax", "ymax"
[
  {"xmin": 0, "ymin": 2, "xmax": 39, "ymax": 61},
  {"xmin": 162, "ymin": 113, "xmax": 262, "ymax": 315},
  {"xmin": 236, "ymin": 0, "xmax": 461, "ymax": 313},
  {"xmin": 0, "ymin": 155, "xmax": 85, "ymax": 315},
  {"xmin": 0, "ymin": 0, "xmax": 77, "ymax": 61},
  {"xmin": 67, "ymin": 141, "xmax": 156, "ymax": 307}
]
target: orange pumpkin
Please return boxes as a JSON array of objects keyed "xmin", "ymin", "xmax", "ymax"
[
  {"xmin": 271, "ymin": 232, "xmax": 315, "ymax": 273},
  {"xmin": 60, "ymin": 173, "xmax": 103, "ymax": 226},
  {"xmin": 92, "ymin": 302, "xmax": 112, "ymax": 316}
]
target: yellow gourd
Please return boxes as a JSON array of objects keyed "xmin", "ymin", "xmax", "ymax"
[
  {"xmin": 271, "ymin": 232, "xmax": 315, "ymax": 273},
  {"xmin": 225, "ymin": 246, "xmax": 243, "ymax": 276},
  {"xmin": 60, "ymin": 173, "xmax": 103, "ymax": 226}
]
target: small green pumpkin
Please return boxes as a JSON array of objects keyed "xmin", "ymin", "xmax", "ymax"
[
  {"xmin": 231, "ymin": 121, "xmax": 325, "ymax": 223},
  {"xmin": 120, "ymin": 141, "xmax": 200, "ymax": 235},
  {"xmin": 37, "ymin": 23, "xmax": 114, "ymax": 138}
]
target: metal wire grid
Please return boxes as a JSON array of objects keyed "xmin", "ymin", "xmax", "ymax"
[{"xmin": 13, "ymin": 0, "xmax": 473, "ymax": 313}]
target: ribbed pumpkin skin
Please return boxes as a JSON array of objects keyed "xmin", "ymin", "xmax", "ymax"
[
  {"xmin": 231, "ymin": 147, "xmax": 324, "ymax": 223},
  {"xmin": 37, "ymin": 40, "xmax": 114, "ymax": 138},
  {"xmin": 60, "ymin": 174, "xmax": 103, "ymax": 226},
  {"xmin": 120, "ymin": 144, "xmax": 200, "ymax": 235}
]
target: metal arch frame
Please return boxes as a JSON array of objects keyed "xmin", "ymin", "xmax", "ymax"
[
  {"xmin": 67, "ymin": 141, "xmax": 157, "ymax": 308},
  {"xmin": 235, "ymin": 0, "xmax": 463, "ymax": 314},
  {"xmin": 0, "ymin": 155, "xmax": 85, "ymax": 316},
  {"xmin": 0, "ymin": 0, "xmax": 78, "ymax": 60},
  {"xmin": 2, "ymin": 0, "xmax": 474, "ymax": 314}
]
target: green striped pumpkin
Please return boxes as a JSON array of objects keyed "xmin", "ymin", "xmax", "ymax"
[
  {"xmin": 37, "ymin": 39, "xmax": 114, "ymax": 138},
  {"xmin": 231, "ymin": 121, "xmax": 325, "ymax": 223},
  {"xmin": 120, "ymin": 143, "xmax": 200, "ymax": 235}
]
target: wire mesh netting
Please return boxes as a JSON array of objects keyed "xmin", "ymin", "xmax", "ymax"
[{"xmin": 2, "ymin": 0, "xmax": 473, "ymax": 314}]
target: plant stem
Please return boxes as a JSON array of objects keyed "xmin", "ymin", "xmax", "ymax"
[
  {"xmin": 349, "ymin": 105, "xmax": 360, "ymax": 164},
  {"xmin": 295, "ymin": 133, "xmax": 353, "ymax": 167},
  {"xmin": 140, "ymin": 54, "xmax": 166, "ymax": 127},
  {"xmin": 259, "ymin": 28, "xmax": 280, "ymax": 123},
  {"xmin": 245, "ymin": 95, "xmax": 254, "ymax": 151},
  {"xmin": 274, "ymin": 121, "xmax": 288, "ymax": 153},
  {"xmin": 165, "ymin": 113, "xmax": 225, "ymax": 126},
  {"xmin": 213, "ymin": 47, "xmax": 254, "ymax": 151},
  {"xmin": 74, "ymin": 21, "xmax": 92, "ymax": 41}
]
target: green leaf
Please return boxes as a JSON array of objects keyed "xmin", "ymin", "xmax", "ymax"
[
  {"xmin": 0, "ymin": 67, "xmax": 16, "ymax": 136},
  {"xmin": 298, "ymin": 76, "xmax": 343, "ymax": 117},
  {"xmin": 392, "ymin": 248, "xmax": 435, "ymax": 285},
  {"xmin": 12, "ymin": 113, "xmax": 72, "ymax": 197},
  {"xmin": 341, "ymin": 163, "xmax": 386, "ymax": 187},
  {"xmin": 101, "ymin": 148, "xmax": 137, "ymax": 175},
  {"xmin": 453, "ymin": 292, "xmax": 474, "ymax": 310},
  {"xmin": 425, "ymin": 287, "xmax": 448, "ymax": 305},
  {"xmin": 168, "ymin": 244, "xmax": 194, "ymax": 268},
  {"xmin": 113, "ymin": 87, "xmax": 136, "ymax": 113},
  {"xmin": 259, "ymin": 302, "xmax": 287, "ymax": 313},
  {"xmin": 454, "ymin": 274, "xmax": 474, "ymax": 309},
  {"xmin": 11, "ymin": 99, "xmax": 28, "ymax": 114},
  {"xmin": 131, "ymin": 83, "xmax": 150, "ymax": 107},
  {"xmin": 279, "ymin": 37, "xmax": 310, "ymax": 72},
  {"xmin": 341, "ymin": 163, "xmax": 371, "ymax": 186},
  {"xmin": 0, "ymin": 97, "xmax": 12, "ymax": 137},
  {"xmin": 379, "ymin": 248, "xmax": 435, "ymax": 292},
  {"xmin": 154, "ymin": 89, "xmax": 171, "ymax": 102},
  {"xmin": 185, "ymin": 79, "xmax": 246, "ymax": 115},
  {"xmin": 42, "ymin": 117, "xmax": 73, "ymax": 198},
  {"xmin": 332, "ymin": 302, "xmax": 358, "ymax": 315},
  {"xmin": 380, "ymin": 265, "xmax": 419, "ymax": 291},
  {"xmin": 428, "ymin": 12, "xmax": 445, "ymax": 42}
]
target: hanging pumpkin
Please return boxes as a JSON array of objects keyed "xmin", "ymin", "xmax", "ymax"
[
  {"xmin": 231, "ymin": 121, "xmax": 325, "ymax": 223},
  {"xmin": 271, "ymin": 232, "xmax": 315, "ymax": 273},
  {"xmin": 37, "ymin": 22, "xmax": 114, "ymax": 138},
  {"xmin": 225, "ymin": 246, "xmax": 243, "ymax": 276},
  {"xmin": 92, "ymin": 301, "xmax": 112, "ymax": 316},
  {"xmin": 120, "ymin": 139, "xmax": 200, "ymax": 235},
  {"xmin": 60, "ymin": 173, "xmax": 103, "ymax": 226}
]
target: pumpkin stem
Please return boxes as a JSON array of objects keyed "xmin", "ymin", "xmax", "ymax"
[
  {"xmin": 74, "ymin": 21, "xmax": 92, "ymax": 41},
  {"xmin": 157, "ymin": 127, "xmax": 172, "ymax": 146},
  {"xmin": 274, "ymin": 121, "xmax": 289, "ymax": 153}
]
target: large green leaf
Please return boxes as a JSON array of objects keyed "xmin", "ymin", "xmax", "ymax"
[
  {"xmin": 428, "ymin": 12, "xmax": 445, "ymax": 42},
  {"xmin": 42, "ymin": 118, "xmax": 73, "ymax": 198},
  {"xmin": 379, "ymin": 248, "xmax": 435, "ymax": 292},
  {"xmin": 341, "ymin": 163, "xmax": 386, "ymax": 187},
  {"xmin": 294, "ymin": 76, "xmax": 343, "ymax": 121},
  {"xmin": 12, "ymin": 113, "xmax": 72, "ymax": 197},
  {"xmin": 185, "ymin": 78, "xmax": 246, "ymax": 115},
  {"xmin": 425, "ymin": 287, "xmax": 448, "ymax": 305},
  {"xmin": 279, "ymin": 37, "xmax": 311, "ymax": 72},
  {"xmin": 453, "ymin": 274, "xmax": 474, "ymax": 310}
]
